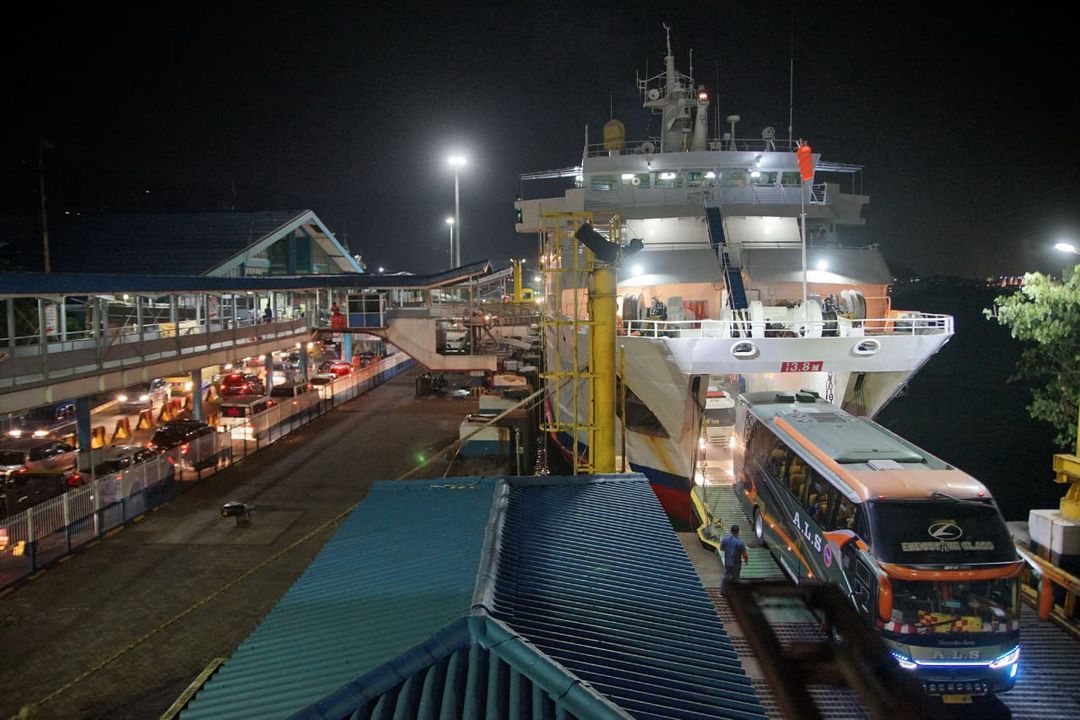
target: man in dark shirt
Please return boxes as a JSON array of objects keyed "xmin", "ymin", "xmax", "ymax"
[{"xmin": 718, "ymin": 524, "xmax": 749, "ymax": 594}]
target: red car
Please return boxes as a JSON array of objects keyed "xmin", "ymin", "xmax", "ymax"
[
  {"xmin": 321, "ymin": 361, "xmax": 352, "ymax": 377},
  {"xmin": 219, "ymin": 373, "xmax": 266, "ymax": 397}
]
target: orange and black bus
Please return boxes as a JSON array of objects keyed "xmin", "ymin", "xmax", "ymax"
[{"xmin": 734, "ymin": 390, "xmax": 1023, "ymax": 703}]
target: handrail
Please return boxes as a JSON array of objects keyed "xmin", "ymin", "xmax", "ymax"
[{"xmin": 621, "ymin": 313, "xmax": 954, "ymax": 339}]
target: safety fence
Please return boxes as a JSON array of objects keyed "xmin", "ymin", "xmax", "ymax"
[{"xmin": 0, "ymin": 353, "xmax": 414, "ymax": 591}]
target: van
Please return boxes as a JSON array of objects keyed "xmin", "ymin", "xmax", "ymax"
[
  {"xmin": 217, "ymin": 395, "xmax": 277, "ymax": 441},
  {"xmin": 1, "ymin": 471, "xmax": 69, "ymax": 519},
  {"xmin": 703, "ymin": 387, "xmax": 736, "ymax": 445},
  {"xmin": 269, "ymin": 382, "xmax": 312, "ymax": 400}
]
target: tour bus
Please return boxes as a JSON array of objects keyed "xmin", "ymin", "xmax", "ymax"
[
  {"xmin": 734, "ymin": 390, "xmax": 1023, "ymax": 703},
  {"xmin": 217, "ymin": 395, "xmax": 277, "ymax": 441}
]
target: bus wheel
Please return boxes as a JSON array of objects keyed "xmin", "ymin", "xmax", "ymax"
[{"xmin": 753, "ymin": 507, "xmax": 767, "ymax": 547}]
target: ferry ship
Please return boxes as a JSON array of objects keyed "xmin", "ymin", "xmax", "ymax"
[{"xmin": 514, "ymin": 29, "xmax": 954, "ymax": 528}]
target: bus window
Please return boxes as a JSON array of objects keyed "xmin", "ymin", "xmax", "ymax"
[
  {"xmin": 786, "ymin": 455, "xmax": 807, "ymax": 500},
  {"xmin": 806, "ymin": 469, "xmax": 833, "ymax": 523},
  {"xmin": 747, "ymin": 422, "xmax": 782, "ymax": 475},
  {"xmin": 830, "ymin": 494, "xmax": 858, "ymax": 531}
]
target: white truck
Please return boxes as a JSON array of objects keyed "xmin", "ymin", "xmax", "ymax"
[{"xmin": 703, "ymin": 387, "xmax": 736, "ymax": 445}]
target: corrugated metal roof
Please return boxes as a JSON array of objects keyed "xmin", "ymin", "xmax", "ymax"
[
  {"xmin": 493, "ymin": 476, "xmax": 766, "ymax": 720},
  {"xmin": 182, "ymin": 475, "xmax": 765, "ymax": 720},
  {"xmin": 0, "ymin": 260, "xmax": 493, "ymax": 297},
  {"xmin": 181, "ymin": 478, "xmax": 500, "ymax": 720}
]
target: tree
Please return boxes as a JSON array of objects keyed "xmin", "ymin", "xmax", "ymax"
[{"xmin": 985, "ymin": 268, "xmax": 1080, "ymax": 449}]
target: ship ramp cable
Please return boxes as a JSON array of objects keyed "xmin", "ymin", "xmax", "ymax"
[{"xmin": 13, "ymin": 383, "xmax": 553, "ymax": 719}]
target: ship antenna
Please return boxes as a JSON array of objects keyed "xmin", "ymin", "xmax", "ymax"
[
  {"xmin": 788, "ymin": 10, "xmax": 795, "ymax": 147},
  {"xmin": 689, "ymin": 48, "xmax": 694, "ymax": 87},
  {"xmin": 664, "ymin": 22, "xmax": 671, "ymax": 57}
]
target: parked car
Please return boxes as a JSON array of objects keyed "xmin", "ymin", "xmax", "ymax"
[
  {"xmin": 319, "ymin": 360, "xmax": 352, "ymax": 377},
  {"xmin": 116, "ymin": 378, "xmax": 169, "ymax": 412},
  {"xmin": 1, "ymin": 470, "xmax": 70, "ymax": 519},
  {"xmin": 0, "ymin": 437, "xmax": 79, "ymax": 480},
  {"xmin": 148, "ymin": 420, "xmax": 220, "ymax": 471},
  {"xmin": 8, "ymin": 402, "xmax": 77, "ymax": 438},
  {"xmin": 219, "ymin": 373, "xmax": 266, "ymax": 397}
]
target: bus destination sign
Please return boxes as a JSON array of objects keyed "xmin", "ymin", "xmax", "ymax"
[{"xmin": 780, "ymin": 361, "xmax": 823, "ymax": 373}]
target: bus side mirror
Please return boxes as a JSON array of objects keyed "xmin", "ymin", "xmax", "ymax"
[{"xmin": 877, "ymin": 573, "xmax": 893, "ymax": 624}]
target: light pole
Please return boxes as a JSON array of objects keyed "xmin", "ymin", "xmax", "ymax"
[
  {"xmin": 448, "ymin": 155, "xmax": 466, "ymax": 266},
  {"xmin": 445, "ymin": 217, "xmax": 455, "ymax": 268}
]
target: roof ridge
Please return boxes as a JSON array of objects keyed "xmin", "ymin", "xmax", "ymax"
[{"xmin": 470, "ymin": 478, "xmax": 510, "ymax": 613}]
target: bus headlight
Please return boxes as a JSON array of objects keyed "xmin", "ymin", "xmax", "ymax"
[
  {"xmin": 988, "ymin": 645, "xmax": 1020, "ymax": 670},
  {"xmin": 117, "ymin": 394, "xmax": 128, "ymax": 403},
  {"xmin": 890, "ymin": 651, "xmax": 917, "ymax": 670}
]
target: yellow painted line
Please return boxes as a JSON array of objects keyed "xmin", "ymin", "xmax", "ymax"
[
  {"xmin": 104, "ymin": 527, "xmax": 124, "ymax": 539},
  {"xmin": 27, "ymin": 571, "xmax": 45, "ymax": 581},
  {"xmin": 159, "ymin": 657, "xmax": 227, "ymax": 720},
  {"xmin": 133, "ymin": 515, "xmax": 145, "ymax": 523},
  {"xmin": 58, "ymin": 555, "xmax": 72, "ymax": 563},
  {"xmin": 0, "ymin": 587, "xmax": 14, "ymax": 600},
  {"xmin": 85, "ymin": 540, "xmax": 100, "ymax": 548}
]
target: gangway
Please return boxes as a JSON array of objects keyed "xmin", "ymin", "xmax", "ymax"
[{"xmin": 694, "ymin": 479, "xmax": 1080, "ymax": 719}]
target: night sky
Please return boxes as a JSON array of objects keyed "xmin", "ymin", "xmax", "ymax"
[{"xmin": 3, "ymin": 2, "xmax": 1077, "ymax": 278}]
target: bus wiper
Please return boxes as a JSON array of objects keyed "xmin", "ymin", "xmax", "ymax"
[{"xmin": 930, "ymin": 491, "xmax": 989, "ymax": 508}]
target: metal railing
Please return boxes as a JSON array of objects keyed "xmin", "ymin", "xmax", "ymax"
[
  {"xmin": 621, "ymin": 312, "xmax": 954, "ymax": 339},
  {"xmin": 0, "ymin": 353, "xmax": 414, "ymax": 590}
]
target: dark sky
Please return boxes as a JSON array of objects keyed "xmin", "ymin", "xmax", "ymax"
[{"xmin": 3, "ymin": 1, "xmax": 1078, "ymax": 278}]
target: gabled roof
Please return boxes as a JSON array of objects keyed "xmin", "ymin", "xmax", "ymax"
[
  {"xmin": 48, "ymin": 210, "xmax": 361, "ymax": 276},
  {"xmin": 181, "ymin": 475, "xmax": 765, "ymax": 720}
]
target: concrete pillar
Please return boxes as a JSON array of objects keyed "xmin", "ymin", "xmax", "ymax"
[
  {"xmin": 76, "ymin": 397, "xmax": 92, "ymax": 469},
  {"xmin": 343, "ymin": 332, "xmax": 352, "ymax": 365},
  {"xmin": 264, "ymin": 352, "xmax": 275, "ymax": 392},
  {"xmin": 37, "ymin": 298, "xmax": 48, "ymax": 362},
  {"xmin": 190, "ymin": 368, "xmax": 204, "ymax": 421},
  {"xmin": 60, "ymin": 297, "xmax": 68, "ymax": 342},
  {"xmin": 299, "ymin": 343, "xmax": 309, "ymax": 380}
]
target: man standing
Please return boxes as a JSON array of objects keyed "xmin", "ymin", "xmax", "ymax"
[{"xmin": 718, "ymin": 524, "xmax": 749, "ymax": 594}]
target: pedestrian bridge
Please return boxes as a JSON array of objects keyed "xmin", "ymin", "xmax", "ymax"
[{"xmin": 0, "ymin": 262, "xmax": 523, "ymax": 415}]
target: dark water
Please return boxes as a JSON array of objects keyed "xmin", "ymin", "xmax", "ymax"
[{"xmin": 875, "ymin": 283, "xmax": 1063, "ymax": 521}]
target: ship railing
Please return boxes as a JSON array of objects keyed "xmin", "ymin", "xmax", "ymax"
[
  {"xmin": 584, "ymin": 137, "xmax": 803, "ymax": 158},
  {"xmin": 1015, "ymin": 544, "xmax": 1080, "ymax": 638},
  {"xmin": 620, "ymin": 312, "xmax": 954, "ymax": 339}
]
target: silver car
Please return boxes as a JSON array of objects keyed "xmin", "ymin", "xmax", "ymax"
[{"xmin": 0, "ymin": 438, "xmax": 78, "ymax": 476}]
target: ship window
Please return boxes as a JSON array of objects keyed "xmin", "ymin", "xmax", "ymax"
[
  {"xmin": 780, "ymin": 171, "xmax": 801, "ymax": 186},
  {"xmin": 686, "ymin": 171, "xmax": 704, "ymax": 187},
  {"xmin": 622, "ymin": 173, "xmax": 650, "ymax": 189},
  {"xmin": 616, "ymin": 377, "xmax": 669, "ymax": 438},
  {"xmin": 720, "ymin": 169, "xmax": 747, "ymax": 188},
  {"xmin": 655, "ymin": 172, "xmax": 682, "ymax": 189},
  {"xmin": 590, "ymin": 174, "xmax": 617, "ymax": 191},
  {"xmin": 751, "ymin": 171, "xmax": 777, "ymax": 186}
]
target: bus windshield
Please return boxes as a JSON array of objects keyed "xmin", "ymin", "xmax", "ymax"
[
  {"xmin": 866, "ymin": 499, "xmax": 1016, "ymax": 565},
  {"xmin": 888, "ymin": 577, "xmax": 1020, "ymax": 635}
]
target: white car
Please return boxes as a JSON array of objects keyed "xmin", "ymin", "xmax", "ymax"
[
  {"xmin": 116, "ymin": 378, "xmax": 169, "ymax": 412},
  {"xmin": 308, "ymin": 373, "xmax": 338, "ymax": 399}
]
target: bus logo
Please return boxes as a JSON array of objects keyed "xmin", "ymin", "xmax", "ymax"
[{"xmin": 928, "ymin": 522, "xmax": 963, "ymax": 541}]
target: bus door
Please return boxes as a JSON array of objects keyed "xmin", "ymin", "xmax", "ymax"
[{"xmin": 842, "ymin": 541, "xmax": 891, "ymax": 625}]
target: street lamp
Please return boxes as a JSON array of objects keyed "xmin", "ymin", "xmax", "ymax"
[
  {"xmin": 1055, "ymin": 241, "xmax": 1079, "ymax": 281},
  {"xmin": 445, "ymin": 216, "xmax": 455, "ymax": 268},
  {"xmin": 448, "ymin": 155, "xmax": 467, "ymax": 266}
]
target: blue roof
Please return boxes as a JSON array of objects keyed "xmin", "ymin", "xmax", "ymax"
[{"xmin": 181, "ymin": 475, "xmax": 765, "ymax": 720}]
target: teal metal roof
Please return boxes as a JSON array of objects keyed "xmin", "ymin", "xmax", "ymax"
[
  {"xmin": 182, "ymin": 478, "xmax": 500, "ymax": 720},
  {"xmin": 181, "ymin": 475, "xmax": 765, "ymax": 720}
]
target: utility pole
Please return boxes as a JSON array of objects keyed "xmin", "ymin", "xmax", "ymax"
[{"xmin": 38, "ymin": 138, "xmax": 55, "ymax": 272}]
